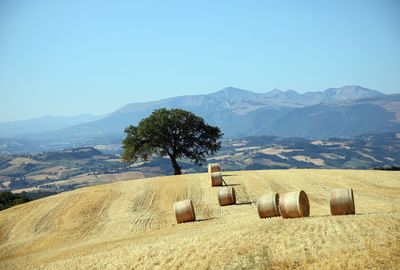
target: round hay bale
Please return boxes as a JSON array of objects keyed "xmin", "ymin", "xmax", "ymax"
[
  {"xmin": 329, "ymin": 188, "xmax": 355, "ymax": 215},
  {"xmin": 257, "ymin": 193, "xmax": 280, "ymax": 218},
  {"xmin": 279, "ymin": 190, "xmax": 310, "ymax": 218},
  {"xmin": 208, "ymin": 163, "xmax": 221, "ymax": 173},
  {"xmin": 173, "ymin": 199, "xmax": 196, "ymax": 224},
  {"xmin": 210, "ymin": 172, "xmax": 223, "ymax": 187},
  {"xmin": 218, "ymin": 186, "xmax": 236, "ymax": 206}
]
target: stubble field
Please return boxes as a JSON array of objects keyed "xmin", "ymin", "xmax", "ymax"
[{"xmin": 0, "ymin": 169, "xmax": 399, "ymax": 269}]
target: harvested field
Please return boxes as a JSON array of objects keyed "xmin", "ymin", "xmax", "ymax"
[
  {"xmin": 209, "ymin": 154, "xmax": 232, "ymax": 161},
  {"xmin": 8, "ymin": 157, "xmax": 40, "ymax": 166},
  {"xmin": 64, "ymin": 171, "xmax": 145, "ymax": 184},
  {"xmin": 0, "ymin": 169, "xmax": 399, "ymax": 269},
  {"xmin": 292, "ymin": 155, "xmax": 326, "ymax": 166},
  {"xmin": 26, "ymin": 166, "xmax": 71, "ymax": 181},
  {"xmin": 235, "ymin": 146, "xmax": 261, "ymax": 152},
  {"xmin": 258, "ymin": 147, "xmax": 296, "ymax": 160},
  {"xmin": 245, "ymin": 158, "xmax": 290, "ymax": 168},
  {"xmin": 320, "ymin": 152, "xmax": 346, "ymax": 160}
]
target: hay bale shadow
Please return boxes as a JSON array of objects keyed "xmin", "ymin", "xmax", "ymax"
[
  {"xmin": 235, "ymin": 201, "xmax": 253, "ymax": 205},
  {"xmin": 221, "ymin": 178, "xmax": 240, "ymax": 187},
  {"xmin": 196, "ymin": 217, "xmax": 215, "ymax": 222}
]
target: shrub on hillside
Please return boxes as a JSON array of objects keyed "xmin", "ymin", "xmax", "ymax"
[{"xmin": 0, "ymin": 191, "xmax": 31, "ymax": 211}]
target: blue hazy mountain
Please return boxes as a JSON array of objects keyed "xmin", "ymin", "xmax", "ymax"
[
  {"xmin": 1, "ymin": 86, "xmax": 399, "ymax": 146},
  {"xmin": 0, "ymin": 114, "xmax": 102, "ymax": 137}
]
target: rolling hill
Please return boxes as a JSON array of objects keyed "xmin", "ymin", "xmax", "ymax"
[
  {"xmin": 0, "ymin": 169, "xmax": 399, "ymax": 269},
  {"xmin": 1, "ymin": 132, "xmax": 399, "ymax": 195}
]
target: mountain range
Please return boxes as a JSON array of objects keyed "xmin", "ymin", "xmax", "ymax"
[
  {"xmin": 0, "ymin": 114, "xmax": 101, "ymax": 137},
  {"xmin": 1, "ymin": 85, "xmax": 399, "ymax": 152}
]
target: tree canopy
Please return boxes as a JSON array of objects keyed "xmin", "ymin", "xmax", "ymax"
[{"xmin": 122, "ymin": 108, "xmax": 223, "ymax": 175}]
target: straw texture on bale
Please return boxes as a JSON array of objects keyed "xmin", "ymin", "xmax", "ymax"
[
  {"xmin": 208, "ymin": 163, "xmax": 221, "ymax": 173},
  {"xmin": 279, "ymin": 190, "xmax": 310, "ymax": 218},
  {"xmin": 330, "ymin": 188, "xmax": 355, "ymax": 215},
  {"xmin": 210, "ymin": 172, "xmax": 223, "ymax": 187},
  {"xmin": 173, "ymin": 199, "xmax": 196, "ymax": 223},
  {"xmin": 218, "ymin": 186, "xmax": 236, "ymax": 206},
  {"xmin": 257, "ymin": 193, "xmax": 280, "ymax": 218}
]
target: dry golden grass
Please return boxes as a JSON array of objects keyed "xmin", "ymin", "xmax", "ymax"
[
  {"xmin": 12, "ymin": 171, "xmax": 145, "ymax": 193},
  {"xmin": 58, "ymin": 171, "xmax": 145, "ymax": 185},
  {"xmin": 0, "ymin": 158, "xmax": 41, "ymax": 175},
  {"xmin": 26, "ymin": 166, "xmax": 70, "ymax": 181},
  {"xmin": 1, "ymin": 169, "xmax": 399, "ymax": 269},
  {"xmin": 310, "ymin": 141, "xmax": 351, "ymax": 149},
  {"xmin": 8, "ymin": 157, "xmax": 40, "ymax": 166},
  {"xmin": 258, "ymin": 147, "xmax": 295, "ymax": 160},
  {"xmin": 245, "ymin": 158, "xmax": 290, "ymax": 168}
]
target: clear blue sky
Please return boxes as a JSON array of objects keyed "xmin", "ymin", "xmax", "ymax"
[{"xmin": 1, "ymin": 0, "xmax": 399, "ymax": 122}]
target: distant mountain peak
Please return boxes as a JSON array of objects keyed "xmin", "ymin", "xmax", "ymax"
[
  {"xmin": 263, "ymin": 88, "xmax": 286, "ymax": 99},
  {"xmin": 321, "ymin": 85, "xmax": 383, "ymax": 102},
  {"xmin": 220, "ymin": 86, "xmax": 241, "ymax": 91},
  {"xmin": 324, "ymin": 85, "xmax": 380, "ymax": 93},
  {"xmin": 284, "ymin": 89, "xmax": 297, "ymax": 94},
  {"xmin": 210, "ymin": 87, "xmax": 257, "ymax": 100},
  {"xmin": 217, "ymin": 86, "xmax": 253, "ymax": 93},
  {"xmin": 269, "ymin": 88, "xmax": 283, "ymax": 94}
]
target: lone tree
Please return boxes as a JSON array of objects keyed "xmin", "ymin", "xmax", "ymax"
[{"xmin": 122, "ymin": 108, "xmax": 223, "ymax": 175}]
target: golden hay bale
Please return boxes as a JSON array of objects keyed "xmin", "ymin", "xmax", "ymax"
[
  {"xmin": 173, "ymin": 199, "xmax": 196, "ymax": 224},
  {"xmin": 329, "ymin": 188, "xmax": 355, "ymax": 215},
  {"xmin": 210, "ymin": 172, "xmax": 223, "ymax": 187},
  {"xmin": 257, "ymin": 193, "xmax": 280, "ymax": 218},
  {"xmin": 218, "ymin": 186, "xmax": 236, "ymax": 206},
  {"xmin": 208, "ymin": 163, "xmax": 221, "ymax": 173},
  {"xmin": 279, "ymin": 190, "xmax": 310, "ymax": 218}
]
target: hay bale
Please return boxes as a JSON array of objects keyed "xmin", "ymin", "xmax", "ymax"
[
  {"xmin": 218, "ymin": 186, "xmax": 236, "ymax": 206},
  {"xmin": 208, "ymin": 163, "xmax": 221, "ymax": 173},
  {"xmin": 210, "ymin": 172, "xmax": 223, "ymax": 187},
  {"xmin": 279, "ymin": 190, "xmax": 310, "ymax": 218},
  {"xmin": 173, "ymin": 199, "xmax": 196, "ymax": 223},
  {"xmin": 257, "ymin": 193, "xmax": 280, "ymax": 218},
  {"xmin": 329, "ymin": 188, "xmax": 355, "ymax": 215}
]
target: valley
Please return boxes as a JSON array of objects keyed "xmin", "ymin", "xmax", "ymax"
[{"xmin": 1, "ymin": 133, "xmax": 399, "ymax": 197}]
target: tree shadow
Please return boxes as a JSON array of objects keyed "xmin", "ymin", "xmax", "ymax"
[{"xmin": 222, "ymin": 174, "xmax": 237, "ymax": 177}]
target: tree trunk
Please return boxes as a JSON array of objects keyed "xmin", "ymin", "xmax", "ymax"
[{"xmin": 169, "ymin": 155, "xmax": 182, "ymax": 175}]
